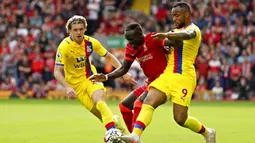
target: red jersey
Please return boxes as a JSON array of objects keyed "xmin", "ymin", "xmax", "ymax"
[{"xmin": 125, "ymin": 33, "xmax": 167, "ymax": 83}]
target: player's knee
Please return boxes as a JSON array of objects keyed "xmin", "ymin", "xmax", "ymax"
[
  {"xmin": 119, "ymin": 102, "xmax": 132, "ymax": 112},
  {"xmin": 143, "ymin": 96, "xmax": 160, "ymax": 109},
  {"xmin": 92, "ymin": 89, "xmax": 105, "ymax": 102},
  {"xmin": 119, "ymin": 102, "xmax": 126, "ymax": 110},
  {"xmin": 133, "ymin": 99, "xmax": 143, "ymax": 108},
  {"xmin": 143, "ymin": 89, "xmax": 166, "ymax": 108}
]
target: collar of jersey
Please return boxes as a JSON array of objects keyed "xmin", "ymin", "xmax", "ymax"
[
  {"xmin": 68, "ymin": 36, "xmax": 86, "ymax": 47},
  {"xmin": 178, "ymin": 23, "xmax": 193, "ymax": 30}
]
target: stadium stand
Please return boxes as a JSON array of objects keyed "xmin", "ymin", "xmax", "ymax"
[{"xmin": 0, "ymin": 0, "xmax": 255, "ymax": 101}]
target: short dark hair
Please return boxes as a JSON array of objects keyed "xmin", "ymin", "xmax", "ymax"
[
  {"xmin": 125, "ymin": 22, "xmax": 141, "ymax": 31},
  {"xmin": 173, "ymin": 2, "xmax": 191, "ymax": 13}
]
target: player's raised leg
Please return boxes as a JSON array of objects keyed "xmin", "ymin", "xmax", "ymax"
[
  {"xmin": 173, "ymin": 103, "xmax": 216, "ymax": 143},
  {"xmin": 170, "ymin": 74, "xmax": 216, "ymax": 143},
  {"xmin": 119, "ymin": 91, "xmax": 137, "ymax": 132},
  {"xmin": 89, "ymin": 87, "xmax": 128, "ymax": 134},
  {"xmin": 92, "ymin": 89, "xmax": 116, "ymax": 130},
  {"xmin": 112, "ymin": 87, "xmax": 166, "ymax": 143},
  {"xmin": 132, "ymin": 88, "xmax": 165, "ymax": 138},
  {"xmin": 132, "ymin": 92, "xmax": 147, "ymax": 131}
]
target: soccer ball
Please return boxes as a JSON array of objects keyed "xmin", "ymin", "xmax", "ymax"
[{"xmin": 104, "ymin": 128, "xmax": 123, "ymax": 143}]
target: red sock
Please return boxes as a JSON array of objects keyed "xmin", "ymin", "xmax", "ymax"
[
  {"xmin": 132, "ymin": 100, "xmax": 142, "ymax": 131},
  {"xmin": 105, "ymin": 121, "xmax": 116, "ymax": 130},
  {"xmin": 119, "ymin": 103, "xmax": 133, "ymax": 132}
]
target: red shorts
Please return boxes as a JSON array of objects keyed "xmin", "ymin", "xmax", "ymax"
[{"xmin": 133, "ymin": 83, "xmax": 148, "ymax": 98}]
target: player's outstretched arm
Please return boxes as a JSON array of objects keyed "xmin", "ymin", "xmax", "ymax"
[
  {"xmin": 89, "ymin": 59, "xmax": 133, "ymax": 82},
  {"xmin": 104, "ymin": 53, "xmax": 137, "ymax": 84},
  {"xmin": 106, "ymin": 59, "xmax": 134, "ymax": 80},
  {"xmin": 89, "ymin": 59, "xmax": 137, "ymax": 84},
  {"xmin": 152, "ymin": 29, "xmax": 196, "ymax": 40}
]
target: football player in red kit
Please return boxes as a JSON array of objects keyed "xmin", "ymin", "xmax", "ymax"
[{"xmin": 89, "ymin": 22, "xmax": 173, "ymax": 134}]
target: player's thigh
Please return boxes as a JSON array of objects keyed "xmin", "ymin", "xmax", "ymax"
[
  {"xmin": 75, "ymin": 82, "xmax": 95, "ymax": 111},
  {"xmin": 144, "ymin": 87, "xmax": 166, "ymax": 109},
  {"xmin": 77, "ymin": 91, "xmax": 102, "ymax": 120},
  {"xmin": 170, "ymin": 75, "xmax": 196, "ymax": 107},
  {"xmin": 87, "ymin": 81, "xmax": 106, "ymax": 102},
  {"xmin": 148, "ymin": 72, "xmax": 171, "ymax": 98}
]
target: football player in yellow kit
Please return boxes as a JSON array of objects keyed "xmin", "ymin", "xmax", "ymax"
[{"xmin": 54, "ymin": 15, "xmax": 134, "ymax": 134}]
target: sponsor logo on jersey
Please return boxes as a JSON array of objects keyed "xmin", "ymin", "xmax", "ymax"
[
  {"xmin": 76, "ymin": 56, "xmax": 86, "ymax": 63},
  {"xmin": 74, "ymin": 62, "xmax": 85, "ymax": 68},
  {"xmin": 136, "ymin": 54, "xmax": 153, "ymax": 62}
]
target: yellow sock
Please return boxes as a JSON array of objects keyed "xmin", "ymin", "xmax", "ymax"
[
  {"xmin": 133, "ymin": 104, "xmax": 154, "ymax": 136},
  {"xmin": 183, "ymin": 116, "xmax": 209, "ymax": 136},
  {"xmin": 96, "ymin": 101, "xmax": 115, "ymax": 130}
]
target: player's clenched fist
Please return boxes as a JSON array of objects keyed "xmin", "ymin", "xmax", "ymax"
[
  {"xmin": 89, "ymin": 73, "xmax": 107, "ymax": 83},
  {"xmin": 66, "ymin": 86, "xmax": 77, "ymax": 99}
]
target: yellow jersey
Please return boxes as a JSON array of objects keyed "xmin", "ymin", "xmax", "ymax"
[
  {"xmin": 55, "ymin": 35, "xmax": 108, "ymax": 86},
  {"xmin": 166, "ymin": 23, "xmax": 201, "ymax": 77}
]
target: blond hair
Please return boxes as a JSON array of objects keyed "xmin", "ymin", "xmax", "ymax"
[{"xmin": 65, "ymin": 15, "xmax": 87, "ymax": 33}]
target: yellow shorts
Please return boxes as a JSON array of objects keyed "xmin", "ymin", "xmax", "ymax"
[
  {"xmin": 74, "ymin": 79, "xmax": 105, "ymax": 111},
  {"xmin": 149, "ymin": 72, "xmax": 196, "ymax": 107}
]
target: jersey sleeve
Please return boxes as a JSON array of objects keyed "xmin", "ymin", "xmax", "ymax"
[
  {"xmin": 185, "ymin": 25, "xmax": 200, "ymax": 39},
  {"xmin": 149, "ymin": 32, "xmax": 165, "ymax": 48},
  {"xmin": 194, "ymin": 26, "xmax": 201, "ymax": 39},
  {"xmin": 124, "ymin": 44, "xmax": 136, "ymax": 62},
  {"xmin": 55, "ymin": 42, "xmax": 67, "ymax": 66},
  {"xmin": 91, "ymin": 37, "xmax": 108, "ymax": 57}
]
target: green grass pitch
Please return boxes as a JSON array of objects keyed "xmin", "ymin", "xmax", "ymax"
[{"xmin": 0, "ymin": 99, "xmax": 255, "ymax": 143}]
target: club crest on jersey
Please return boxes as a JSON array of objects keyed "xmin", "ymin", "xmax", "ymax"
[
  {"xmin": 87, "ymin": 45, "xmax": 92, "ymax": 53},
  {"xmin": 143, "ymin": 43, "xmax": 148, "ymax": 51}
]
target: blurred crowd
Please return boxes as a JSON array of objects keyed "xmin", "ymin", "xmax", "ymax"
[{"xmin": 0, "ymin": 0, "xmax": 255, "ymax": 100}]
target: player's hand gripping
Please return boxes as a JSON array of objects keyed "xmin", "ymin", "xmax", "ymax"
[
  {"xmin": 122, "ymin": 73, "xmax": 137, "ymax": 85},
  {"xmin": 151, "ymin": 33, "xmax": 168, "ymax": 40},
  {"xmin": 66, "ymin": 86, "xmax": 77, "ymax": 99},
  {"xmin": 89, "ymin": 73, "xmax": 107, "ymax": 83}
]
